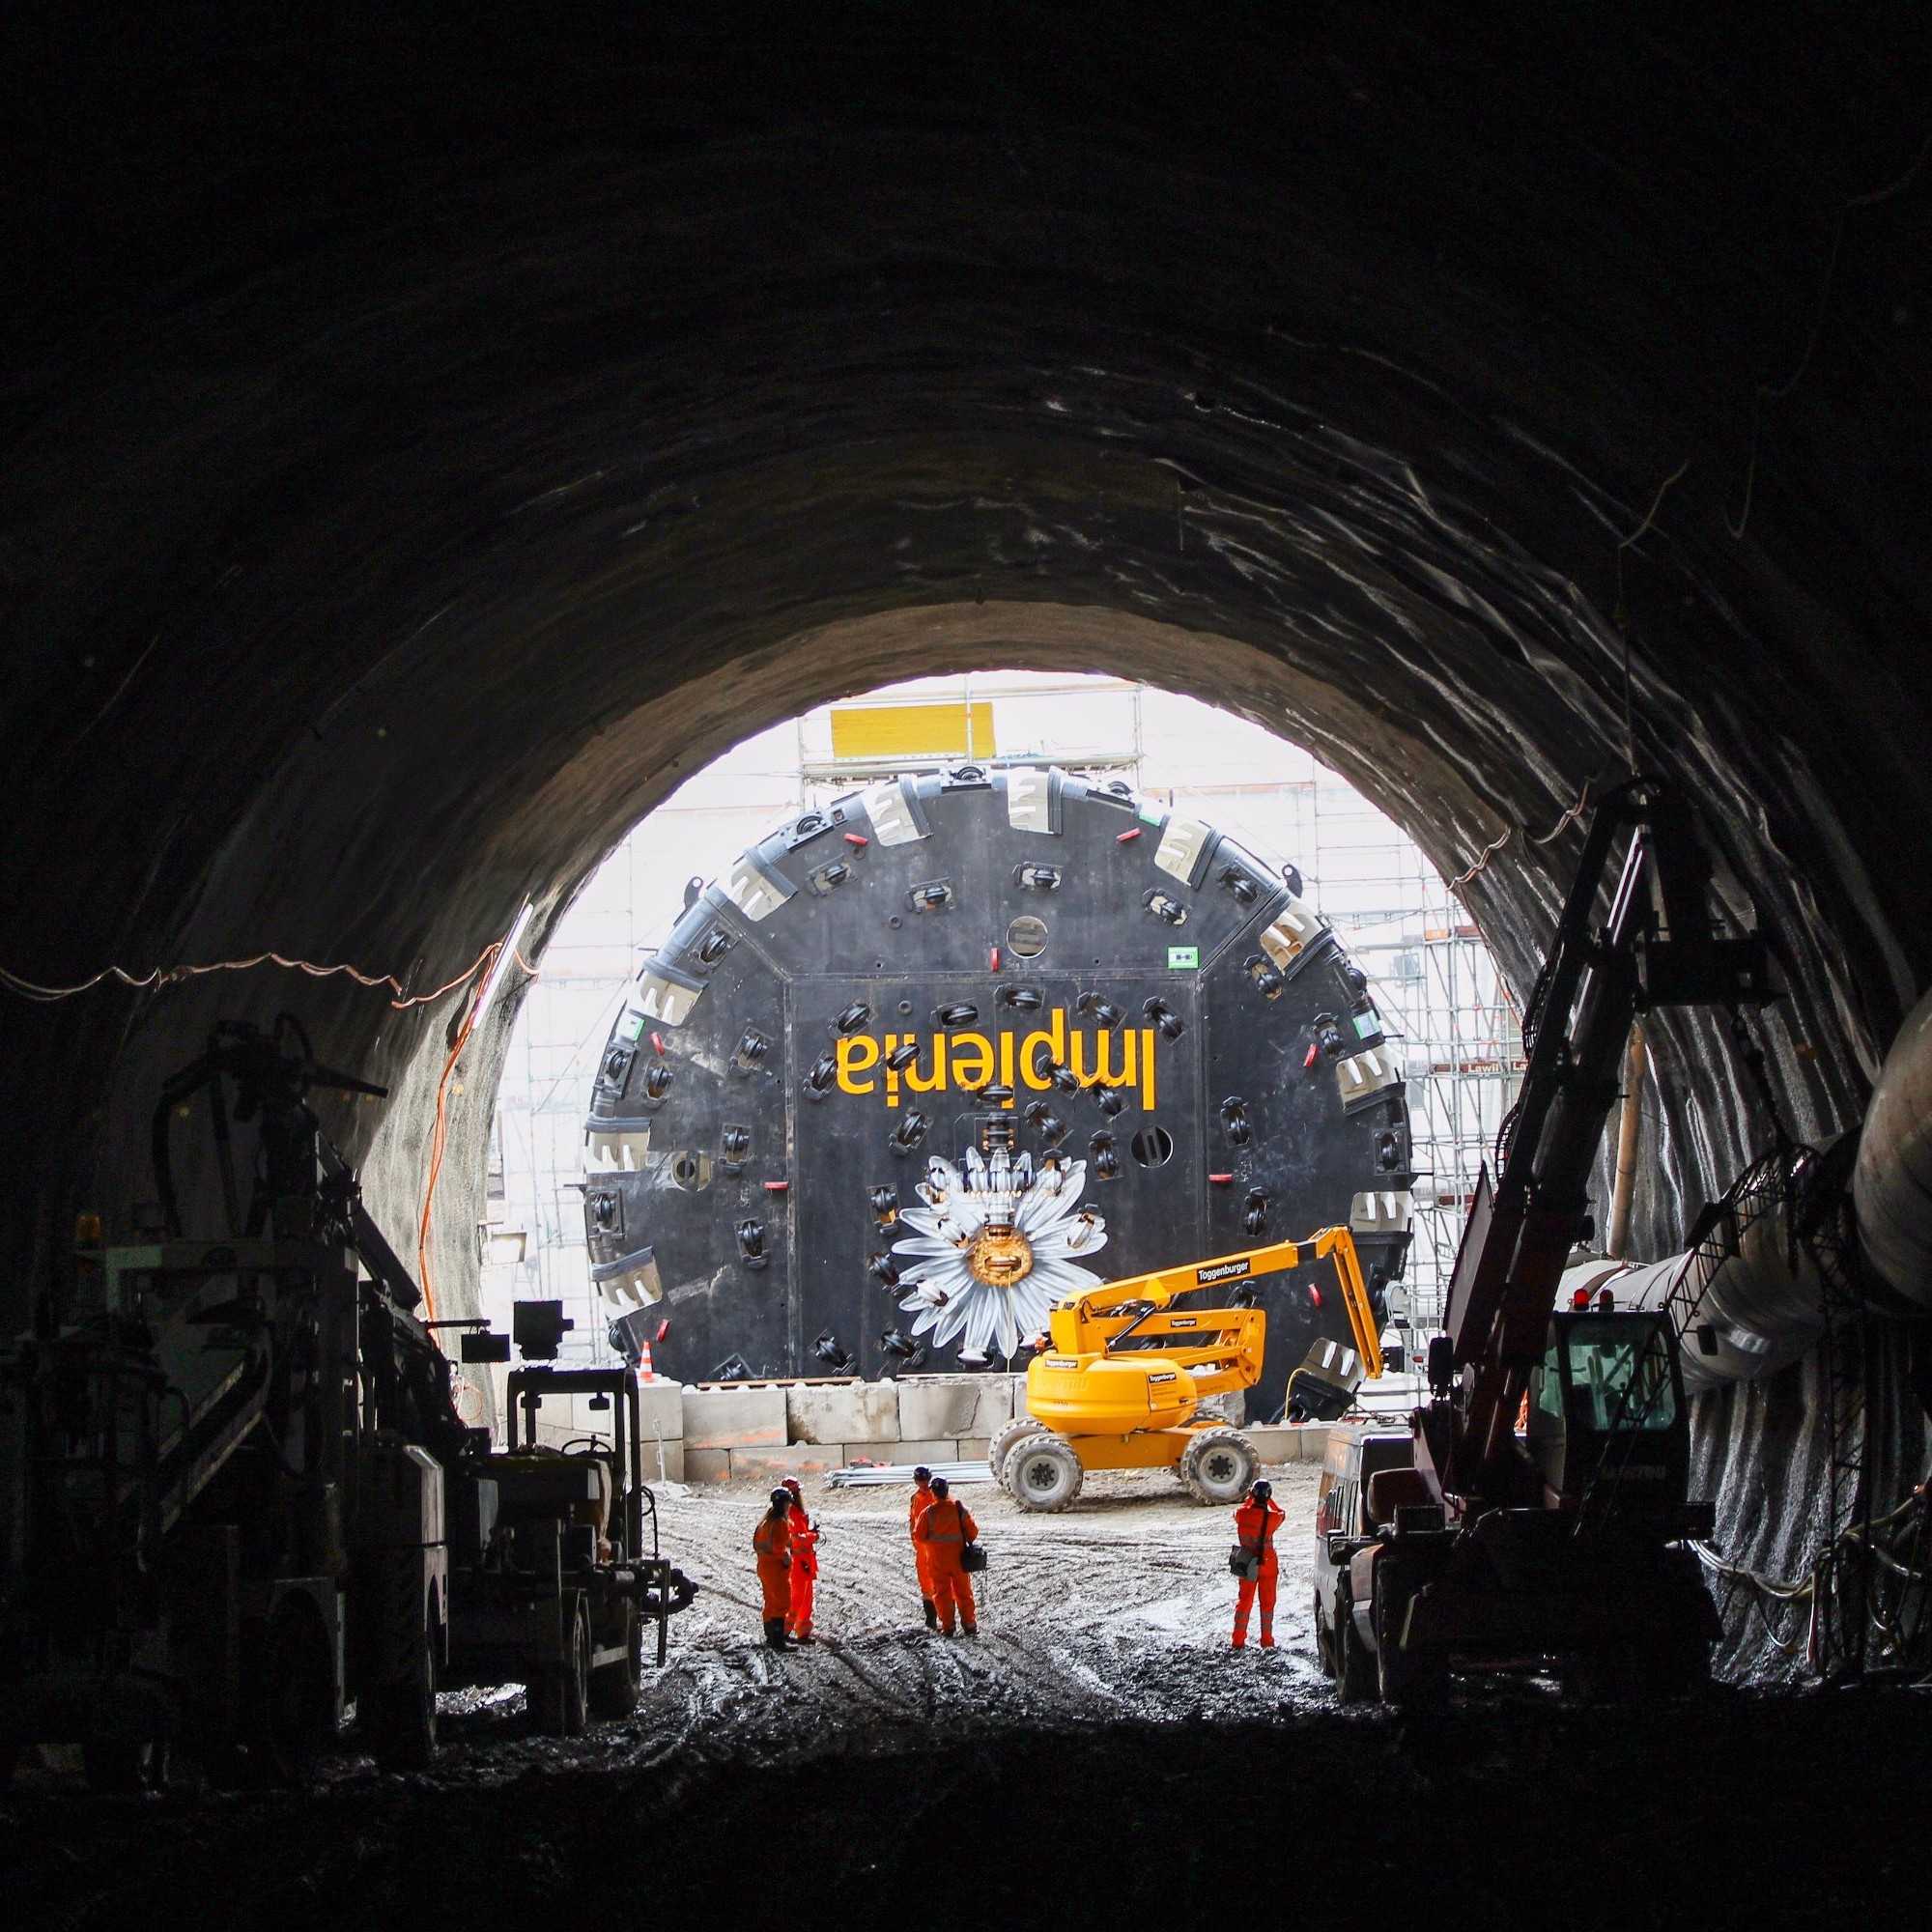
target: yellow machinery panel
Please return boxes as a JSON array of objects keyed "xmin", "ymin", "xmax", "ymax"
[{"xmin": 829, "ymin": 700, "xmax": 996, "ymax": 762}]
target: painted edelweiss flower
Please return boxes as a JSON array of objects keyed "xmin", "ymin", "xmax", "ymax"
[{"xmin": 894, "ymin": 1145, "xmax": 1108, "ymax": 1362}]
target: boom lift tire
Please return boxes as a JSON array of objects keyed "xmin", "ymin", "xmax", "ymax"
[
  {"xmin": 589, "ymin": 1605, "xmax": 642, "ymax": 1720},
  {"xmin": 530, "ymin": 1594, "xmax": 593, "ymax": 1737},
  {"xmin": 991, "ymin": 1417, "xmax": 1050, "ymax": 1491},
  {"xmin": 1179, "ymin": 1427, "xmax": 1260, "ymax": 1505},
  {"xmin": 1009, "ymin": 1435, "xmax": 1085, "ymax": 1513}
]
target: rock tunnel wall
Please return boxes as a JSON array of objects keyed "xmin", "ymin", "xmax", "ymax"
[{"xmin": 3, "ymin": 7, "xmax": 1928, "ymax": 1673}]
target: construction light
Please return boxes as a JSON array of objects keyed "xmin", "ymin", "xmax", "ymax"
[
  {"xmin": 484, "ymin": 1227, "xmax": 527, "ymax": 1266},
  {"xmin": 469, "ymin": 900, "xmax": 535, "ymax": 1027}
]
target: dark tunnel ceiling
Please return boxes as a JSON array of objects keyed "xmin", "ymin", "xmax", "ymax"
[{"xmin": 2, "ymin": 6, "xmax": 1928, "ymax": 1293}]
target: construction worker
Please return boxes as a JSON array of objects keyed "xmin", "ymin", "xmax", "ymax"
[
  {"xmin": 781, "ymin": 1477, "xmax": 819, "ymax": 1644},
  {"xmin": 753, "ymin": 1487, "xmax": 794, "ymax": 1649},
  {"xmin": 913, "ymin": 1474, "xmax": 979, "ymax": 1637},
  {"xmin": 1231, "ymin": 1476, "xmax": 1285, "ymax": 1649},
  {"xmin": 909, "ymin": 1463, "xmax": 939, "ymax": 1629}
]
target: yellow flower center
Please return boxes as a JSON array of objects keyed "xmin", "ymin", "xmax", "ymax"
[{"xmin": 966, "ymin": 1221, "xmax": 1035, "ymax": 1288}]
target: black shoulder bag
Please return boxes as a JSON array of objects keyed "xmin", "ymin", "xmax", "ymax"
[{"xmin": 958, "ymin": 1502, "xmax": 987, "ymax": 1575}]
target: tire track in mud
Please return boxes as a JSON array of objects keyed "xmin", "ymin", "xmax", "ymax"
[{"xmin": 419, "ymin": 1464, "xmax": 1333, "ymax": 1783}]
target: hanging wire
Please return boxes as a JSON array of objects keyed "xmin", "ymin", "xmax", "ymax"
[
  {"xmin": 0, "ymin": 941, "xmax": 536, "ymax": 1010},
  {"xmin": 1726, "ymin": 127, "xmax": 1932, "ymax": 541},
  {"xmin": 1446, "ymin": 769, "xmax": 1603, "ymax": 891}
]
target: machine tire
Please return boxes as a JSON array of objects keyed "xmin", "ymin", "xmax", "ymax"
[
  {"xmin": 1374, "ymin": 1584, "xmax": 1441, "ymax": 1710},
  {"xmin": 991, "ymin": 1418, "xmax": 1049, "ymax": 1493},
  {"xmin": 1179, "ymin": 1427, "xmax": 1260, "ymax": 1505},
  {"xmin": 533, "ymin": 1595, "xmax": 593, "ymax": 1738},
  {"xmin": 589, "ymin": 1606, "xmax": 642, "ymax": 1720},
  {"xmin": 1009, "ymin": 1435, "xmax": 1084, "ymax": 1512},
  {"xmin": 82, "ymin": 1738, "xmax": 168, "ymax": 1793},
  {"xmin": 1314, "ymin": 1596, "xmax": 1336, "ymax": 1677},
  {"xmin": 249, "ymin": 1597, "xmax": 337, "ymax": 1786},
  {"xmin": 368, "ymin": 1606, "xmax": 440, "ymax": 1772},
  {"xmin": 1334, "ymin": 1598, "xmax": 1376, "ymax": 1705}
]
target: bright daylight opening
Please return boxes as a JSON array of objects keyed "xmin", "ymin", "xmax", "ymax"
[{"xmin": 484, "ymin": 671, "xmax": 1520, "ymax": 1428}]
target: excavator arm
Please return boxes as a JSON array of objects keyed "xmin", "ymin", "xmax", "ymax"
[{"xmin": 1427, "ymin": 781, "xmax": 1770, "ymax": 1505}]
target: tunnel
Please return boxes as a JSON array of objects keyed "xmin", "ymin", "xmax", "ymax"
[{"xmin": 5, "ymin": 6, "xmax": 1931, "ymax": 1922}]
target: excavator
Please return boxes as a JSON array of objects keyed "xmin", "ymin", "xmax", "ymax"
[
  {"xmin": 991, "ymin": 1224, "xmax": 1380, "ymax": 1511},
  {"xmin": 1336, "ymin": 780, "xmax": 1770, "ymax": 1702}
]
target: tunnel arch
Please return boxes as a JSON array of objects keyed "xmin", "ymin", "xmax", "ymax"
[{"xmin": 4, "ymin": 8, "xmax": 1925, "ymax": 1363}]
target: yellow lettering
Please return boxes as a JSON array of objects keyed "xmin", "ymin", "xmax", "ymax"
[
  {"xmin": 1019, "ymin": 1009, "xmax": 1066, "ymax": 1090},
  {"xmin": 1069, "ymin": 1028, "xmax": 1136, "ymax": 1089},
  {"xmin": 885, "ymin": 1034, "xmax": 900, "ymax": 1109},
  {"xmin": 951, "ymin": 1033, "xmax": 994, "ymax": 1091},
  {"xmin": 836, "ymin": 1035, "xmax": 880, "ymax": 1094},
  {"xmin": 904, "ymin": 1035, "xmax": 947, "ymax": 1093},
  {"xmin": 1094, "ymin": 1028, "xmax": 1137, "ymax": 1089},
  {"xmin": 998, "ymin": 1030, "xmax": 1015, "ymax": 1102},
  {"xmin": 1141, "ymin": 1028, "xmax": 1156, "ymax": 1111}
]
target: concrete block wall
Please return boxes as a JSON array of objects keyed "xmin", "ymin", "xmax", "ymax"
[
  {"xmin": 507, "ymin": 1373, "xmax": 1326, "ymax": 1484},
  {"xmin": 653, "ymin": 1370, "xmax": 1331, "ymax": 1484},
  {"xmin": 786, "ymin": 1381, "xmax": 900, "ymax": 1444}
]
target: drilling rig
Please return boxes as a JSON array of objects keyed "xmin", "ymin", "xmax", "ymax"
[
  {"xmin": 0, "ymin": 1016, "xmax": 692, "ymax": 1789},
  {"xmin": 1336, "ymin": 781, "xmax": 1770, "ymax": 1702}
]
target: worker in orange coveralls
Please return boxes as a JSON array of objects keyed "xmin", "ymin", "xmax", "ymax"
[
  {"xmin": 908, "ymin": 1463, "xmax": 939, "ymax": 1629},
  {"xmin": 753, "ymin": 1487, "xmax": 794, "ymax": 1649},
  {"xmin": 781, "ymin": 1477, "xmax": 819, "ymax": 1644},
  {"xmin": 1232, "ymin": 1477, "xmax": 1286, "ymax": 1649},
  {"xmin": 913, "ymin": 1475, "xmax": 979, "ymax": 1637}
]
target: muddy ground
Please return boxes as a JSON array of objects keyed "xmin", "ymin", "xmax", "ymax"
[{"xmin": 7, "ymin": 1466, "xmax": 1931, "ymax": 1927}]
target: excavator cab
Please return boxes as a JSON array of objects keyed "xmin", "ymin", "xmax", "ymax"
[{"xmin": 1527, "ymin": 1308, "xmax": 1693, "ymax": 1515}]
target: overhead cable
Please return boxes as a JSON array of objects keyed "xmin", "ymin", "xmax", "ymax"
[{"xmin": 0, "ymin": 941, "xmax": 537, "ymax": 1009}]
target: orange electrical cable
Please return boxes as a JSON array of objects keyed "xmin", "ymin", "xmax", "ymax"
[{"xmin": 414, "ymin": 941, "xmax": 511, "ymax": 1321}]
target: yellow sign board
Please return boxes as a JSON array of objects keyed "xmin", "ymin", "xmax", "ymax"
[{"xmin": 829, "ymin": 700, "xmax": 996, "ymax": 762}]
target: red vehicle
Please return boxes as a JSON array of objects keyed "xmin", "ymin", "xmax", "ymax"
[{"xmin": 1349, "ymin": 782, "xmax": 1764, "ymax": 1702}]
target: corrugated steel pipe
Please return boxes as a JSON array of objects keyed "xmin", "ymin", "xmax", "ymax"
[
  {"xmin": 1556, "ymin": 987, "xmax": 1932, "ymax": 1392},
  {"xmin": 1853, "ymin": 983, "xmax": 1932, "ymax": 1311},
  {"xmin": 1565, "ymin": 1148, "xmax": 1828, "ymax": 1395}
]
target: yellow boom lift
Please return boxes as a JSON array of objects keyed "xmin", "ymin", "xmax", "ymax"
[{"xmin": 989, "ymin": 1225, "xmax": 1381, "ymax": 1512}]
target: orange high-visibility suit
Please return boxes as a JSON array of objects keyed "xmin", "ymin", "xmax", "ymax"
[
  {"xmin": 753, "ymin": 1509, "xmax": 793, "ymax": 1625},
  {"xmin": 1231, "ymin": 1493, "xmax": 1285, "ymax": 1648},
  {"xmin": 786, "ymin": 1502, "xmax": 819, "ymax": 1640},
  {"xmin": 909, "ymin": 1478, "xmax": 938, "ymax": 1618},
  {"xmin": 914, "ymin": 1495, "xmax": 979, "ymax": 1635}
]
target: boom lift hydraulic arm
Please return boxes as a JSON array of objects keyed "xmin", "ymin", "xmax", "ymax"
[
  {"xmin": 1045, "ymin": 1224, "xmax": 1381, "ymax": 1398},
  {"xmin": 1006, "ymin": 1222, "xmax": 1378, "ymax": 1510},
  {"xmin": 1426, "ymin": 780, "xmax": 1771, "ymax": 1507}
]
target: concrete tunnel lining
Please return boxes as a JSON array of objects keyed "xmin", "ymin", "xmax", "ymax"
[
  {"xmin": 6, "ymin": 12, "xmax": 1926, "ymax": 1297},
  {"xmin": 2, "ymin": 3, "xmax": 1928, "ymax": 1713}
]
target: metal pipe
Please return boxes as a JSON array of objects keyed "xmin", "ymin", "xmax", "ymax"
[
  {"xmin": 1606, "ymin": 1022, "xmax": 1646, "ymax": 1260},
  {"xmin": 1853, "ymin": 983, "xmax": 1932, "ymax": 1309},
  {"xmin": 1551, "ymin": 985, "xmax": 1932, "ymax": 1394}
]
